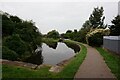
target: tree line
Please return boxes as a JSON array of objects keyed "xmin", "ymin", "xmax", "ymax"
[
  {"xmin": 45, "ymin": 7, "xmax": 120, "ymax": 46},
  {"xmin": 1, "ymin": 6, "xmax": 120, "ymax": 61}
]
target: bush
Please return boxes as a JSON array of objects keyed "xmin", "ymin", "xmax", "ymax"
[
  {"xmin": 87, "ymin": 33, "xmax": 103, "ymax": 46},
  {"xmin": 47, "ymin": 30, "xmax": 59, "ymax": 39},
  {"xmin": 42, "ymin": 38, "xmax": 58, "ymax": 49},
  {"xmin": 2, "ymin": 46, "xmax": 18, "ymax": 60},
  {"xmin": 86, "ymin": 29, "xmax": 110, "ymax": 47},
  {"xmin": 64, "ymin": 40, "xmax": 80, "ymax": 53},
  {"xmin": 3, "ymin": 34, "xmax": 27, "ymax": 57}
]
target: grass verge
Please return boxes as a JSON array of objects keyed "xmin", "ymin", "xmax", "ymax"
[
  {"xmin": 96, "ymin": 47, "xmax": 120, "ymax": 80},
  {"xmin": 2, "ymin": 40, "xmax": 87, "ymax": 79},
  {"xmin": 63, "ymin": 40, "xmax": 80, "ymax": 53}
]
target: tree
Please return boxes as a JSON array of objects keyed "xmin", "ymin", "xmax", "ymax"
[
  {"xmin": 74, "ymin": 29, "xmax": 77, "ymax": 33},
  {"xmin": 25, "ymin": 50, "xmax": 43, "ymax": 65},
  {"xmin": 3, "ymin": 34, "xmax": 27, "ymax": 57},
  {"xmin": 2, "ymin": 20, "xmax": 15, "ymax": 37},
  {"xmin": 78, "ymin": 7, "xmax": 106, "ymax": 44},
  {"xmin": 82, "ymin": 20, "xmax": 91, "ymax": 32},
  {"xmin": 2, "ymin": 11, "xmax": 42, "ymax": 61},
  {"xmin": 86, "ymin": 29, "xmax": 110, "ymax": 46},
  {"xmin": 76, "ymin": 20, "xmax": 91, "ymax": 43},
  {"xmin": 66, "ymin": 30, "xmax": 72, "ymax": 33},
  {"xmin": 47, "ymin": 30, "xmax": 59, "ymax": 39},
  {"xmin": 109, "ymin": 15, "xmax": 120, "ymax": 36},
  {"xmin": 89, "ymin": 7, "xmax": 105, "ymax": 29},
  {"xmin": 10, "ymin": 15, "xmax": 21, "ymax": 23},
  {"xmin": 78, "ymin": 29, "xmax": 88, "ymax": 43},
  {"xmin": 2, "ymin": 46, "xmax": 18, "ymax": 61}
]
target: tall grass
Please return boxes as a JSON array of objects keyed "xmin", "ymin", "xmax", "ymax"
[{"xmin": 96, "ymin": 47, "xmax": 120, "ymax": 80}]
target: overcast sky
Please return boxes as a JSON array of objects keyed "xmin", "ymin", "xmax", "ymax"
[{"xmin": 0, "ymin": 1, "xmax": 119, "ymax": 34}]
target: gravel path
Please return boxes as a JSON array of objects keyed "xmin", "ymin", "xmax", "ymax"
[{"xmin": 74, "ymin": 44, "xmax": 116, "ymax": 79}]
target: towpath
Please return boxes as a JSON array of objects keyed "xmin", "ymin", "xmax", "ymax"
[{"xmin": 74, "ymin": 44, "xmax": 116, "ymax": 79}]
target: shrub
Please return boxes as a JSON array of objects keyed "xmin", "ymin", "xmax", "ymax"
[
  {"xmin": 42, "ymin": 38, "xmax": 58, "ymax": 49},
  {"xmin": 47, "ymin": 30, "xmax": 59, "ymax": 39},
  {"xmin": 2, "ymin": 46, "xmax": 18, "ymax": 60},
  {"xmin": 86, "ymin": 29, "xmax": 110, "ymax": 46},
  {"xmin": 3, "ymin": 34, "xmax": 27, "ymax": 57}
]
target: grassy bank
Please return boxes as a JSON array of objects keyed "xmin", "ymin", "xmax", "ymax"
[
  {"xmin": 42, "ymin": 38, "xmax": 58, "ymax": 44},
  {"xmin": 2, "ymin": 40, "xmax": 87, "ymax": 79},
  {"xmin": 64, "ymin": 40, "xmax": 80, "ymax": 53},
  {"xmin": 96, "ymin": 47, "xmax": 120, "ymax": 80}
]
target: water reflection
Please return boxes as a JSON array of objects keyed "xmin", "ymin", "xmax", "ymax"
[
  {"xmin": 42, "ymin": 42, "xmax": 75, "ymax": 65},
  {"xmin": 25, "ymin": 42, "xmax": 80, "ymax": 65},
  {"xmin": 64, "ymin": 42, "xmax": 80, "ymax": 53},
  {"xmin": 46, "ymin": 42, "xmax": 57, "ymax": 49},
  {"xmin": 25, "ymin": 47, "xmax": 43, "ymax": 65}
]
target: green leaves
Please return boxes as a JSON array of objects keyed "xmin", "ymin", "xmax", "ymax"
[
  {"xmin": 2, "ymin": 11, "xmax": 42, "ymax": 61},
  {"xmin": 47, "ymin": 30, "xmax": 59, "ymax": 39},
  {"xmin": 89, "ymin": 7, "xmax": 105, "ymax": 29},
  {"xmin": 2, "ymin": 46, "xmax": 18, "ymax": 60},
  {"xmin": 110, "ymin": 15, "xmax": 120, "ymax": 36},
  {"xmin": 3, "ymin": 34, "xmax": 27, "ymax": 57}
]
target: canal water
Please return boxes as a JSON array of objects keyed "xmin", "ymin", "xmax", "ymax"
[{"xmin": 25, "ymin": 42, "xmax": 80, "ymax": 65}]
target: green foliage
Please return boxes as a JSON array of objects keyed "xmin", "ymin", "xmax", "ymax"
[
  {"xmin": 89, "ymin": 7, "xmax": 105, "ymax": 29},
  {"xmin": 18, "ymin": 28, "xmax": 33, "ymax": 42},
  {"xmin": 80, "ymin": 7, "xmax": 106, "ymax": 43},
  {"xmin": 96, "ymin": 47, "xmax": 120, "ymax": 80},
  {"xmin": 2, "ymin": 19, "xmax": 15, "ymax": 37},
  {"xmin": 77, "ymin": 7, "xmax": 108, "ymax": 46},
  {"xmin": 3, "ymin": 34, "xmax": 27, "ymax": 57},
  {"xmin": 64, "ymin": 40, "xmax": 80, "ymax": 53},
  {"xmin": 42, "ymin": 38, "xmax": 58, "ymax": 49},
  {"xmin": 35, "ymin": 36, "xmax": 42, "ymax": 46},
  {"xmin": 78, "ymin": 29, "xmax": 88, "ymax": 43},
  {"xmin": 47, "ymin": 30, "xmax": 59, "ymax": 39},
  {"xmin": 2, "ymin": 14, "xmax": 10, "ymax": 20},
  {"xmin": 72, "ymin": 20, "xmax": 91, "ymax": 43},
  {"xmin": 2, "ymin": 46, "xmax": 18, "ymax": 61},
  {"xmin": 25, "ymin": 51, "xmax": 43, "ymax": 65},
  {"xmin": 10, "ymin": 15, "xmax": 21, "ymax": 23},
  {"xmin": 86, "ymin": 29, "xmax": 110, "ymax": 46},
  {"xmin": 87, "ymin": 33, "xmax": 103, "ymax": 46},
  {"xmin": 66, "ymin": 30, "xmax": 72, "ymax": 33},
  {"xmin": 82, "ymin": 20, "xmax": 91, "ymax": 31},
  {"xmin": 2, "ymin": 64, "xmax": 52, "ymax": 78},
  {"xmin": 109, "ymin": 15, "xmax": 120, "ymax": 36},
  {"xmin": 1, "ymin": 11, "xmax": 42, "ymax": 61},
  {"xmin": 61, "ymin": 7, "xmax": 106, "ymax": 44},
  {"xmin": 61, "ymin": 30, "xmax": 82, "ymax": 42},
  {"xmin": 74, "ymin": 29, "xmax": 77, "ymax": 33}
]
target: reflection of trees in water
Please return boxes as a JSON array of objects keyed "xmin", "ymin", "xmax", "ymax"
[
  {"xmin": 46, "ymin": 42, "xmax": 58, "ymax": 49},
  {"xmin": 24, "ymin": 42, "xmax": 80, "ymax": 66},
  {"xmin": 25, "ymin": 47, "xmax": 43, "ymax": 65},
  {"xmin": 45, "ymin": 41, "xmax": 80, "ymax": 53},
  {"xmin": 64, "ymin": 42, "xmax": 80, "ymax": 53}
]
